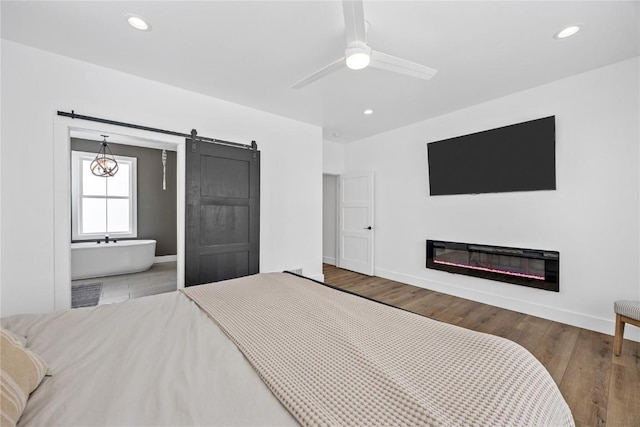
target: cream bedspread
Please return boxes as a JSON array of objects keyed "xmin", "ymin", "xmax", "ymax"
[
  {"xmin": 1, "ymin": 291, "xmax": 297, "ymax": 426},
  {"xmin": 184, "ymin": 272, "xmax": 574, "ymax": 427},
  {"xmin": 2, "ymin": 272, "xmax": 574, "ymax": 426}
]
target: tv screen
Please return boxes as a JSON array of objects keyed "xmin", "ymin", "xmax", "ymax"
[{"xmin": 427, "ymin": 116, "xmax": 556, "ymax": 196}]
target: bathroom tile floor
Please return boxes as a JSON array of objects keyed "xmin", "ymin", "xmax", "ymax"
[{"xmin": 71, "ymin": 261, "xmax": 177, "ymax": 305}]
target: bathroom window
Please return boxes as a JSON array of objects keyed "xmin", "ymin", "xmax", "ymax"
[{"xmin": 71, "ymin": 151, "xmax": 137, "ymax": 240}]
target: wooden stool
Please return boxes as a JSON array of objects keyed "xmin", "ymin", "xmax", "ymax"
[{"xmin": 613, "ymin": 300, "xmax": 640, "ymax": 356}]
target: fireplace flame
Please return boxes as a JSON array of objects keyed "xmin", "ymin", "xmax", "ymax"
[{"xmin": 433, "ymin": 260, "xmax": 545, "ymax": 280}]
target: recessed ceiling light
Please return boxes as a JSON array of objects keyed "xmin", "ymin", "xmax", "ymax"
[
  {"xmin": 554, "ymin": 25, "xmax": 581, "ymax": 39},
  {"xmin": 363, "ymin": 109, "xmax": 374, "ymax": 115},
  {"xmin": 126, "ymin": 14, "xmax": 151, "ymax": 31}
]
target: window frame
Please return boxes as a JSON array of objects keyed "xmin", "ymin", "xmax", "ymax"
[{"xmin": 71, "ymin": 150, "xmax": 137, "ymax": 240}]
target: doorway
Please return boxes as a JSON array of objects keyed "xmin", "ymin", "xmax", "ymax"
[
  {"xmin": 323, "ymin": 174, "xmax": 339, "ymax": 266},
  {"xmin": 323, "ymin": 172, "xmax": 375, "ymax": 276},
  {"xmin": 53, "ymin": 118, "xmax": 186, "ymax": 310},
  {"xmin": 69, "ymin": 135, "xmax": 179, "ymax": 306}
]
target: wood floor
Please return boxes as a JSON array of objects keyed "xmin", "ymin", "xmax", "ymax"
[{"xmin": 322, "ymin": 264, "xmax": 640, "ymax": 427}]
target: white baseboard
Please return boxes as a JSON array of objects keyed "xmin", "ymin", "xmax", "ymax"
[
  {"xmin": 322, "ymin": 256, "xmax": 336, "ymax": 265},
  {"xmin": 374, "ymin": 267, "xmax": 640, "ymax": 343},
  {"xmin": 154, "ymin": 255, "xmax": 177, "ymax": 263}
]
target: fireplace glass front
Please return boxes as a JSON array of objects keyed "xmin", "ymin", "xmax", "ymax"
[{"xmin": 426, "ymin": 240, "xmax": 559, "ymax": 291}]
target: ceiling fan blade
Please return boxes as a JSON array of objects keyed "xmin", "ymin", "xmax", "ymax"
[
  {"xmin": 342, "ymin": 0, "xmax": 366, "ymax": 45},
  {"xmin": 370, "ymin": 50, "xmax": 438, "ymax": 80},
  {"xmin": 292, "ymin": 58, "xmax": 345, "ymax": 89}
]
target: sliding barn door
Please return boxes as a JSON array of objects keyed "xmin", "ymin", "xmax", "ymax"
[{"xmin": 185, "ymin": 139, "xmax": 260, "ymax": 286}]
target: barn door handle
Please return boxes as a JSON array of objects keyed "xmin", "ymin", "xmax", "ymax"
[{"xmin": 364, "ymin": 226, "xmax": 372, "ymax": 230}]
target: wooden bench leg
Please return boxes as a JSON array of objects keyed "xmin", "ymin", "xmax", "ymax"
[{"xmin": 614, "ymin": 314, "xmax": 625, "ymax": 356}]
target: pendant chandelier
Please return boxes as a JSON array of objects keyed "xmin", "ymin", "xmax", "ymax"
[{"xmin": 90, "ymin": 135, "xmax": 119, "ymax": 177}]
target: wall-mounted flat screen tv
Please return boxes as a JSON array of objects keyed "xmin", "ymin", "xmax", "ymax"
[{"xmin": 427, "ymin": 116, "xmax": 556, "ymax": 196}]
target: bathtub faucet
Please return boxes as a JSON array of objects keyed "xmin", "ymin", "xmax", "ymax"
[{"xmin": 96, "ymin": 235, "xmax": 116, "ymax": 244}]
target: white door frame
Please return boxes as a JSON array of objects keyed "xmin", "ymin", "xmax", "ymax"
[{"xmin": 53, "ymin": 116, "xmax": 186, "ymax": 310}]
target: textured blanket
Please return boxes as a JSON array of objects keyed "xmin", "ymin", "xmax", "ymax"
[{"xmin": 183, "ymin": 272, "xmax": 574, "ymax": 426}]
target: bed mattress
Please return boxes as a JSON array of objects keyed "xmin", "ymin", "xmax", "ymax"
[
  {"xmin": 2, "ymin": 272, "xmax": 574, "ymax": 426},
  {"xmin": 2, "ymin": 290, "xmax": 297, "ymax": 426}
]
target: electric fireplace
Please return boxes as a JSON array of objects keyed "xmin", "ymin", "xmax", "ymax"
[{"xmin": 426, "ymin": 240, "xmax": 559, "ymax": 292}]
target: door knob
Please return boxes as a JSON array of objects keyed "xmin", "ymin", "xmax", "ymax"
[{"xmin": 364, "ymin": 226, "xmax": 372, "ymax": 230}]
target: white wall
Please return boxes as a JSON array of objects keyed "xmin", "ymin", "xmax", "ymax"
[
  {"xmin": 322, "ymin": 174, "xmax": 338, "ymax": 265},
  {"xmin": 0, "ymin": 6, "xmax": 3, "ymax": 316},
  {"xmin": 323, "ymin": 140, "xmax": 344, "ymax": 174},
  {"xmin": 0, "ymin": 40, "xmax": 323, "ymax": 316},
  {"xmin": 344, "ymin": 57, "xmax": 640, "ymax": 341}
]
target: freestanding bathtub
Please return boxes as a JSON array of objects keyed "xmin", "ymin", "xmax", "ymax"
[{"xmin": 71, "ymin": 240, "xmax": 157, "ymax": 280}]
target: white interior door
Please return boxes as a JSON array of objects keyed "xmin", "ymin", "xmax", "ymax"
[{"xmin": 338, "ymin": 172, "xmax": 374, "ymax": 275}]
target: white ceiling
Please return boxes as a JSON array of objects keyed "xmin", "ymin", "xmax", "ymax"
[{"xmin": 2, "ymin": 1, "xmax": 639, "ymax": 143}]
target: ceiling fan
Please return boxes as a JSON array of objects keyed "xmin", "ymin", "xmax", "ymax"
[{"xmin": 292, "ymin": 0, "xmax": 438, "ymax": 89}]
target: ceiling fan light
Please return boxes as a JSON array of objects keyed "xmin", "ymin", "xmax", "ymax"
[
  {"xmin": 346, "ymin": 52, "xmax": 370, "ymax": 70},
  {"xmin": 345, "ymin": 42, "xmax": 372, "ymax": 70}
]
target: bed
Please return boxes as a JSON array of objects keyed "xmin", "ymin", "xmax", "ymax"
[{"xmin": 1, "ymin": 272, "xmax": 574, "ymax": 426}]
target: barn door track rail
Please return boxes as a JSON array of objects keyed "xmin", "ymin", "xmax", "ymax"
[{"xmin": 57, "ymin": 110, "xmax": 257, "ymax": 155}]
